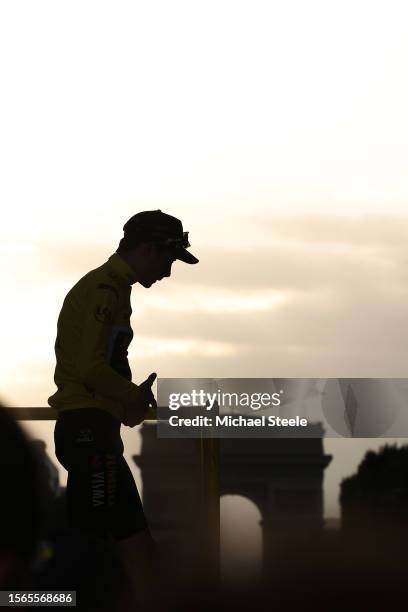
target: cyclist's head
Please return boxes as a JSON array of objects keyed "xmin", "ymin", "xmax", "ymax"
[
  {"xmin": 118, "ymin": 240, "xmax": 177, "ymax": 287},
  {"xmin": 116, "ymin": 210, "xmax": 198, "ymax": 288}
]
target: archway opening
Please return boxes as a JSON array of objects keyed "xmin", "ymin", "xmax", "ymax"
[{"xmin": 220, "ymin": 494, "xmax": 262, "ymax": 586}]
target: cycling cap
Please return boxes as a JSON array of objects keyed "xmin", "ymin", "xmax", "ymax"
[{"xmin": 122, "ymin": 210, "xmax": 198, "ymax": 264}]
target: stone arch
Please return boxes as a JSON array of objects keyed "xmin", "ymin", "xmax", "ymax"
[{"xmin": 134, "ymin": 422, "xmax": 332, "ymax": 574}]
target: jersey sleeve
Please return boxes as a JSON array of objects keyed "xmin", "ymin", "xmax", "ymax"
[{"xmin": 76, "ymin": 282, "xmax": 141, "ymax": 406}]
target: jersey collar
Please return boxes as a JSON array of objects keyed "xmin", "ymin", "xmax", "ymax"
[{"xmin": 107, "ymin": 252, "xmax": 137, "ymax": 286}]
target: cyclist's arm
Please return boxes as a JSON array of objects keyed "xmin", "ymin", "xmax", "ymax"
[{"xmin": 76, "ymin": 283, "xmax": 141, "ymax": 406}]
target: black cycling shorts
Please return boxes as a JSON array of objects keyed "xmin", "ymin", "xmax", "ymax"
[{"xmin": 54, "ymin": 408, "xmax": 148, "ymax": 541}]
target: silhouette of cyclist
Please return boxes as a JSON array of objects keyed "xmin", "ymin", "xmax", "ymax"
[{"xmin": 49, "ymin": 210, "xmax": 198, "ymax": 607}]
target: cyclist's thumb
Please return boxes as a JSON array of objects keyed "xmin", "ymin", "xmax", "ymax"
[{"xmin": 146, "ymin": 372, "xmax": 157, "ymax": 386}]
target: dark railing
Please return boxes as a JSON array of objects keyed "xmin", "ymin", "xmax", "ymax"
[{"xmin": 8, "ymin": 407, "xmax": 157, "ymax": 420}]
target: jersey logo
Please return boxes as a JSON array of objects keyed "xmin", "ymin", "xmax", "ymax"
[
  {"xmin": 76, "ymin": 428, "xmax": 94, "ymax": 443},
  {"xmin": 83, "ymin": 383, "xmax": 96, "ymax": 399},
  {"xmin": 97, "ymin": 283, "xmax": 119, "ymax": 300},
  {"xmin": 94, "ymin": 305, "xmax": 113, "ymax": 323}
]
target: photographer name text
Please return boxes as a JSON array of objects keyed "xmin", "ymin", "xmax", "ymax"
[{"xmin": 167, "ymin": 415, "xmax": 308, "ymax": 428}]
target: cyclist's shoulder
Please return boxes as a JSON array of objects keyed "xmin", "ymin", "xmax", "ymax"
[
  {"xmin": 67, "ymin": 259, "xmax": 123, "ymax": 303},
  {"xmin": 85, "ymin": 262, "xmax": 122, "ymax": 291}
]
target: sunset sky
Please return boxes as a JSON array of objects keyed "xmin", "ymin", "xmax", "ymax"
[{"xmin": 1, "ymin": 0, "xmax": 408, "ymax": 574}]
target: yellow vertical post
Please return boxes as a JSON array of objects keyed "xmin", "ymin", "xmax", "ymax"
[{"xmin": 198, "ymin": 431, "xmax": 220, "ymax": 581}]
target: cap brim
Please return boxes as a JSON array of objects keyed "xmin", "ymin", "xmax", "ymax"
[{"xmin": 175, "ymin": 247, "xmax": 199, "ymax": 264}]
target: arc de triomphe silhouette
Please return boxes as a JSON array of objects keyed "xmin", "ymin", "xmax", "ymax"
[{"xmin": 133, "ymin": 420, "xmax": 332, "ymax": 574}]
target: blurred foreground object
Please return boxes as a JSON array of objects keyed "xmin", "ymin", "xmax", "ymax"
[{"xmin": 0, "ymin": 403, "xmax": 43, "ymax": 588}]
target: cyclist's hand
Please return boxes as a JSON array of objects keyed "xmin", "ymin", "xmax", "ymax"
[
  {"xmin": 123, "ymin": 372, "xmax": 157, "ymax": 427},
  {"xmin": 139, "ymin": 372, "xmax": 157, "ymax": 409}
]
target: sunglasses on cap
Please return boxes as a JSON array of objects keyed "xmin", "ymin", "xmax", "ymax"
[{"xmin": 161, "ymin": 231, "xmax": 191, "ymax": 249}]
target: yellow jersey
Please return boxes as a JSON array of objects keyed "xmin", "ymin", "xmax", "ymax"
[{"xmin": 48, "ymin": 252, "xmax": 142, "ymax": 423}]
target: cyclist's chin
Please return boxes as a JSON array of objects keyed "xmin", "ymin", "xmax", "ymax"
[{"xmin": 140, "ymin": 278, "xmax": 156, "ymax": 288}]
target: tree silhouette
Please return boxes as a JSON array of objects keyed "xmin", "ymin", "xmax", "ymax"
[{"xmin": 340, "ymin": 444, "xmax": 408, "ymax": 529}]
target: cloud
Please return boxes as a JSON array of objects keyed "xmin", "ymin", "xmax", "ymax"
[
  {"xmin": 248, "ymin": 213, "xmax": 408, "ymax": 248},
  {"xmin": 23, "ymin": 236, "xmax": 398, "ymax": 293},
  {"xmin": 4, "ymin": 213, "xmax": 408, "ymax": 389},
  {"xmin": 11, "ymin": 212, "xmax": 408, "ymax": 297},
  {"xmin": 132, "ymin": 281, "xmax": 407, "ymax": 352}
]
